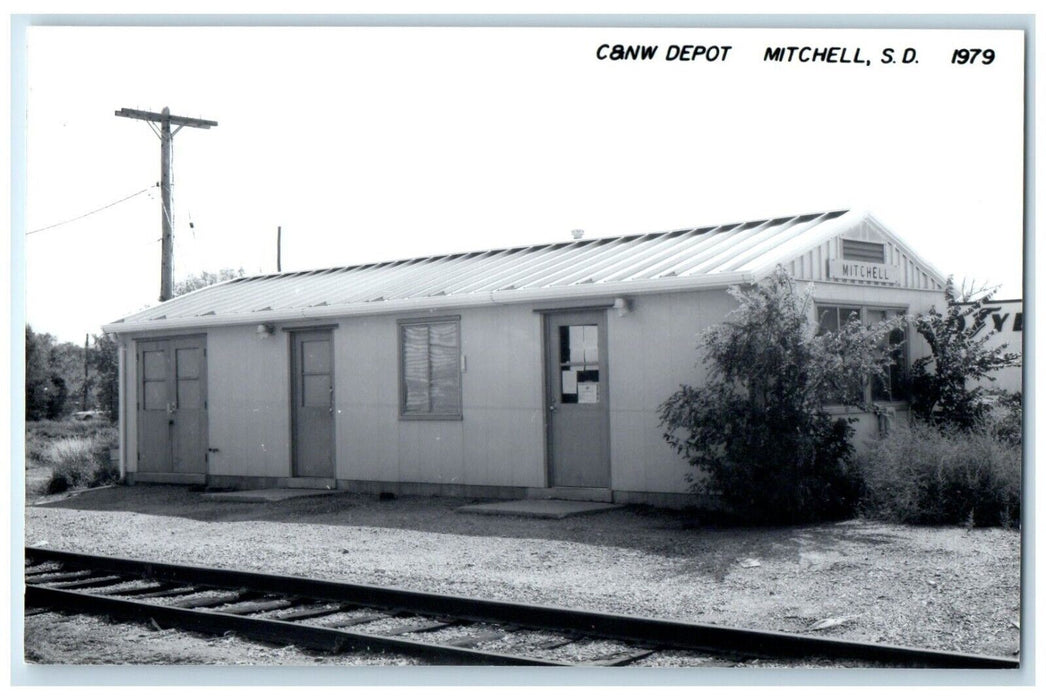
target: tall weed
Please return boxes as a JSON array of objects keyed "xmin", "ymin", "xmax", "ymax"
[
  {"xmin": 26, "ymin": 421, "xmax": 119, "ymax": 494},
  {"xmin": 857, "ymin": 418, "xmax": 1021, "ymax": 527},
  {"xmin": 39, "ymin": 437, "xmax": 96, "ymax": 467}
]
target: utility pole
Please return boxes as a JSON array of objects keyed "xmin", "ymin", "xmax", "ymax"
[
  {"xmin": 115, "ymin": 107, "xmax": 218, "ymax": 301},
  {"xmin": 277, "ymin": 226, "xmax": 282, "ymax": 272}
]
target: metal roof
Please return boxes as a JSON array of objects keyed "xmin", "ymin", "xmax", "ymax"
[{"xmin": 105, "ymin": 209, "xmax": 937, "ymax": 334}]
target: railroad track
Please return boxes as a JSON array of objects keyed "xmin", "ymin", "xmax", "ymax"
[{"xmin": 24, "ymin": 547, "xmax": 1018, "ymax": 668}]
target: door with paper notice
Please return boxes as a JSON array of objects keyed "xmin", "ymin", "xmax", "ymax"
[{"xmin": 544, "ymin": 310, "xmax": 610, "ymax": 488}]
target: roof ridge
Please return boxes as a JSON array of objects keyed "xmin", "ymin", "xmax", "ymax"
[
  {"xmin": 239, "ymin": 210, "xmax": 850, "ymax": 281},
  {"xmin": 107, "ymin": 208, "xmax": 890, "ymax": 332}
]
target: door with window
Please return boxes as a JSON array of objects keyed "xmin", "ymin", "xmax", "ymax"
[
  {"xmin": 137, "ymin": 336, "xmax": 208, "ymax": 475},
  {"xmin": 544, "ymin": 310, "xmax": 610, "ymax": 488},
  {"xmin": 291, "ymin": 330, "xmax": 335, "ymax": 478}
]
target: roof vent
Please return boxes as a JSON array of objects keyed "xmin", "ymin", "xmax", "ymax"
[{"xmin": 571, "ymin": 229, "xmax": 585, "ymax": 240}]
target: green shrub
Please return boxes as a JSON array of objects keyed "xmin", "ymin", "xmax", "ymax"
[
  {"xmin": 45, "ymin": 460, "xmax": 118, "ymax": 494},
  {"xmin": 659, "ymin": 268, "xmax": 902, "ymax": 524},
  {"xmin": 45, "ymin": 469, "xmax": 73, "ymax": 494},
  {"xmin": 25, "ymin": 432, "xmax": 49, "ymax": 464},
  {"xmin": 87, "ymin": 463, "xmax": 120, "ymax": 488},
  {"xmin": 988, "ymin": 391, "xmax": 1022, "ymax": 446},
  {"xmin": 857, "ymin": 418, "xmax": 1020, "ymax": 527}
]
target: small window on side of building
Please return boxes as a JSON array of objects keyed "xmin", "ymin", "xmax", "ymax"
[{"xmin": 399, "ymin": 318, "xmax": 462, "ymax": 419}]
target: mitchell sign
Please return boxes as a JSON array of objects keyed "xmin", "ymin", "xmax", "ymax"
[{"xmin": 828, "ymin": 260, "xmax": 900, "ymax": 284}]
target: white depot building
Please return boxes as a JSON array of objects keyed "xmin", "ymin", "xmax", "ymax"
[{"xmin": 104, "ymin": 210, "xmax": 957, "ymax": 507}]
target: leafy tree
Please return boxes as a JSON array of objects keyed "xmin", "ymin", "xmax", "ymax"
[
  {"xmin": 174, "ymin": 267, "xmax": 245, "ymax": 296},
  {"xmin": 909, "ymin": 280, "xmax": 1021, "ymax": 430},
  {"xmin": 658, "ymin": 268, "xmax": 904, "ymax": 524},
  {"xmin": 45, "ymin": 376, "xmax": 68, "ymax": 420},
  {"xmin": 26, "ymin": 326, "xmax": 116, "ymax": 421},
  {"xmin": 47, "ymin": 340, "xmax": 90, "ymax": 413},
  {"xmin": 25, "ymin": 326, "xmax": 52, "ymax": 421},
  {"xmin": 90, "ymin": 333, "xmax": 120, "ymax": 421}
]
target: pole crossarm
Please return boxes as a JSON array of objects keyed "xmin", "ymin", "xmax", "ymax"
[{"xmin": 115, "ymin": 108, "xmax": 218, "ymax": 129}]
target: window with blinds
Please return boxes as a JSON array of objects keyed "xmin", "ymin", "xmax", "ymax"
[
  {"xmin": 399, "ymin": 318, "xmax": 462, "ymax": 418},
  {"xmin": 841, "ymin": 239, "xmax": 886, "ymax": 263}
]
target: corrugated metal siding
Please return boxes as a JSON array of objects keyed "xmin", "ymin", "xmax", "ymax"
[{"xmin": 109, "ymin": 209, "xmax": 944, "ymax": 328}]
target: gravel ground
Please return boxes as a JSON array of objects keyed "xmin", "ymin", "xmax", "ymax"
[{"xmin": 22, "ymin": 484, "xmax": 1022, "ymax": 665}]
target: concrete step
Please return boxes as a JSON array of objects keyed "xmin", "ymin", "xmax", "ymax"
[
  {"xmin": 131, "ymin": 472, "xmax": 206, "ymax": 485},
  {"xmin": 286, "ymin": 477, "xmax": 336, "ymax": 489},
  {"xmin": 456, "ymin": 499, "xmax": 623, "ymax": 519},
  {"xmin": 201, "ymin": 489, "xmax": 337, "ymax": 503},
  {"xmin": 526, "ymin": 487, "xmax": 613, "ymax": 502}
]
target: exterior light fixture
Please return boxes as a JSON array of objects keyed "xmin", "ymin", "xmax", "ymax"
[
  {"xmin": 613, "ymin": 297, "xmax": 633, "ymax": 316},
  {"xmin": 256, "ymin": 322, "xmax": 275, "ymax": 338}
]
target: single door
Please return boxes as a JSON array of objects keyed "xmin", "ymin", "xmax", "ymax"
[
  {"xmin": 291, "ymin": 330, "xmax": 334, "ymax": 478},
  {"xmin": 137, "ymin": 336, "xmax": 207, "ymax": 474},
  {"xmin": 545, "ymin": 311, "xmax": 610, "ymax": 488}
]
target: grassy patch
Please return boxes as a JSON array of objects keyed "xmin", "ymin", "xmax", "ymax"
[{"xmin": 26, "ymin": 420, "xmax": 118, "ymax": 495}]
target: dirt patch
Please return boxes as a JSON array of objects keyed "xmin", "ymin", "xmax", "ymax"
[{"xmin": 23, "ymin": 485, "xmax": 1022, "ymax": 665}]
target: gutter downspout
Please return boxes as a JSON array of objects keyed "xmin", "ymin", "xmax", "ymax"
[{"xmin": 114, "ymin": 335, "xmax": 127, "ymax": 482}]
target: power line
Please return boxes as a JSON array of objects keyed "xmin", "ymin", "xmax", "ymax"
[{"xmin": 26, "ymin": 184, "xmax": 158, "ymax": 235}]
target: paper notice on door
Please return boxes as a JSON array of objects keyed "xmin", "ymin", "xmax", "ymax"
[
  {"xmin": 561, "ymin": 370, "xmax": 578, "ymax": 394},
  {"xmin": 569, "ymin": 326, "xmax": 585, "ymax": 364},
  {"xmin": 582, "ymin": 325, "xmax": 599, "ymax": 365},
  {"xmin": 577, "ymin": 382, "xmax": 598, "ymax": 404}
]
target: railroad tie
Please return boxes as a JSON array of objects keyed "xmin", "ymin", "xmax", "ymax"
[
  {"xmin": 534, "ymin": 635, "xmax": 584, "ymax": 651},
  {"xmin": 384, "ymin": 619, "xmax": 458, "ymax": 636},
  {"xmin": 26, "ymin": 570, "xmax": 95, "ymax": 584},
  {"xmin": 272, "ymin": 603, "xmax": 353, "ymax": 622},
  {"xmin": 592, "ymin": 648, "xmax": 659, "ymax": 667},
  {"xmin": 126, "ymin": 585, "xmax": 198, "ymax": 599},
  {"xmin": 325, "ymin": 613, "xmax": 388, "ymax": 628},
  {"xmin": 113, "ymin": 582, "xmax": 182, "ymax": 597},
  {"xmin": 175, "ymin": 590, "xmax": 256, "ymax": 609},
  {"xmin": 443, "ymin": 630, "xmax": 507, "ymax": 648},
  {"xmin": 219, "ymin": 598, "xmax": 298, "ymax": 616},
  {"xmin": 47, "ymin": 575, "xmax": 126, "ymax": 590}
]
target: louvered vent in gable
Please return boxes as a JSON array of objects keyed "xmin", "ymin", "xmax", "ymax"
[{"xmin": 841, "ymin": 239, "xmax": 886, "ymax": 263}]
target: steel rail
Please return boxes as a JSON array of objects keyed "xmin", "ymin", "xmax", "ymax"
[{"xmin": 25, "ymin": 547, "xmax": 1019, "ymax": 668}]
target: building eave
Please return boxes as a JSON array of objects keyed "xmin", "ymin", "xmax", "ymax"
[{"xmin": 101, "ymin": 271, "xmax": 754, "ymax": 335}]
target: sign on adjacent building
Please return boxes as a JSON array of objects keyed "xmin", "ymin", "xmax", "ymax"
[{"xmin": 955, "ymin": 299, "xmax": 1023, "ymax": 394}]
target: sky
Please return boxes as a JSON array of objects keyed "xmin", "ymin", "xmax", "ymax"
[{"xmin": 20, "ymin": 23, "xmax": 1026, "ymax": 343}]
